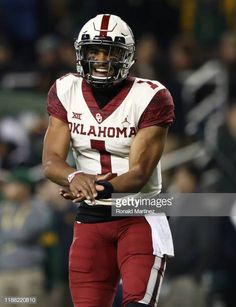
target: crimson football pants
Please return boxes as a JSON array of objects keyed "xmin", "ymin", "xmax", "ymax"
[{"xmin": 69, "ymin": 217, "xmax": 166, "ymax": 307}]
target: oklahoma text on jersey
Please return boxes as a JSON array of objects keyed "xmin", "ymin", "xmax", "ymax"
[{"xmin": 69, "ymin": 122, "xmax": 137, "ymax": 138}]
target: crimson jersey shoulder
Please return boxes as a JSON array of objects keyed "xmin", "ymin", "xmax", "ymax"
[
  {"xmin": 47, "ymin": 73, "xmax": 81, "ymax": 123},
  {"xmin": 138, "ymin": 88, "xmax": 175, "ymax": 129}
]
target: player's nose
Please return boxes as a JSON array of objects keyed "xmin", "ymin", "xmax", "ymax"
[{"xmin": 96, "ymin": 51, "xmax": 108, "ymax": 62}]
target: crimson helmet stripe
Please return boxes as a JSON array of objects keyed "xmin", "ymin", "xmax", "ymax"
[{"xmin": 99, "ymin": 14, "xmax": 110, "ymax": 36}]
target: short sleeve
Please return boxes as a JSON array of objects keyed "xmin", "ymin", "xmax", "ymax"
[
  {"xmin": 138, "ymin": 88, "xmax": 175, "ymax": 129},
  {"xmin": 47, "ymin": 82, "xmax": 68, "ymax": 123}
]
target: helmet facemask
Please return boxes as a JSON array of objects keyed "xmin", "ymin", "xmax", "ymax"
[{"xmin": 74, "ymin": 40, "xmax": 135, "ymax": 88}]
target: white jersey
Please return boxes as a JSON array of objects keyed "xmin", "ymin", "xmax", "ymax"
[
  {"xmin": 48, "ymin": 74, "xmax": 175, "ymax": 257},
  {"xmin": 56, "ymin": 74, "xmax": 165, "ymax": 192}
]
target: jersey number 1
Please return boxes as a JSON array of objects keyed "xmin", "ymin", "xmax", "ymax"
[{"xmin": 90, "ymin": 140, "xmax": 117, "ymax": 177}]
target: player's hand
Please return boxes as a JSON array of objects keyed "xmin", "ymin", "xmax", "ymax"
[
  {"xmin": 60, "ymin": 172, "xmax": 112, "ymax": 204},
  {"xmin": 59, "ymin": 189, "xmax": 87, "ymax": 203},
  {"xmin": 59, "ymin": 189, "xmax": 85, "ymax": 203}
]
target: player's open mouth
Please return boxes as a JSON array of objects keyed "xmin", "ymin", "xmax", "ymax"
[
  {"xmin": 95, "ymin": 68, "xmax": 108, "ymax": 73},
  {"xmin": 92, "ymin": 66, "xmax": 113, "ymax": 77}
]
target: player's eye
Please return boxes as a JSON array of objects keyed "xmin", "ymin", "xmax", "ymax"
[
  {"xmin": 109, "ymin": 48, "xmax": 124, "ymax": 61},
  {"xmin": 86, "ymin": 47, "xmax": 109, "ymax": 59},
  {"xmin": 87, "ymin": 47, "xmax": 100, "ymax": 56}
]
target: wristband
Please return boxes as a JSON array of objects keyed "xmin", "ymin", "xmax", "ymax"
[
  {"xmin": 67, "ymin": 170, "xmax": 83, "ymax": 184},
  {"xmin": 96, "ymin": 180, "xmax": 114, "ymax": 199}
]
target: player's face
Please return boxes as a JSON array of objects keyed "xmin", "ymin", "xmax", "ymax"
[{"xmin": 85, "ymin": 45, "xmax": 122, "ymax": 78}]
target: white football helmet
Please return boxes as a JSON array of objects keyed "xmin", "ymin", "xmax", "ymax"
[{"xmin": 74, "ymin": 14, "xmax": 135, "ymax": 87}]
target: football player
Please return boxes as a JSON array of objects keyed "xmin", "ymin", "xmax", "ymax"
[{"xmin": 42, "ymin": 14, "xmax": 174, "ymax": 307}]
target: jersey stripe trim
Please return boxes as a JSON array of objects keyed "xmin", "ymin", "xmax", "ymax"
[
  {"xmin": 149, "ymin": 257, "xmax": 166, "ymax": 306},
  {"xmin": 99, "ymin": 15, "xmax": 110, "ymax": 36},
  {"xmin": 81, "ymin": 77, "xmax": 135, "ymax": 124},
  {"xmin": 138, "ymin": 256, "xmax": 166, "ymax": 306}
]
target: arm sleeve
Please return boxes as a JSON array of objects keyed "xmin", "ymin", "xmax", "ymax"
[
  {"xmin": 47, "ymin": 82, "xmax": 68, "ymax": 123},
  {"xmin": 138, "ymin": 88, "xmax": 175, "ymax": 129}
]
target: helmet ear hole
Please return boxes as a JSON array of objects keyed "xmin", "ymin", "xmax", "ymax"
[{"xmin": 74, "ymin": 14, "xmax": 135, "ymax": 88}]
